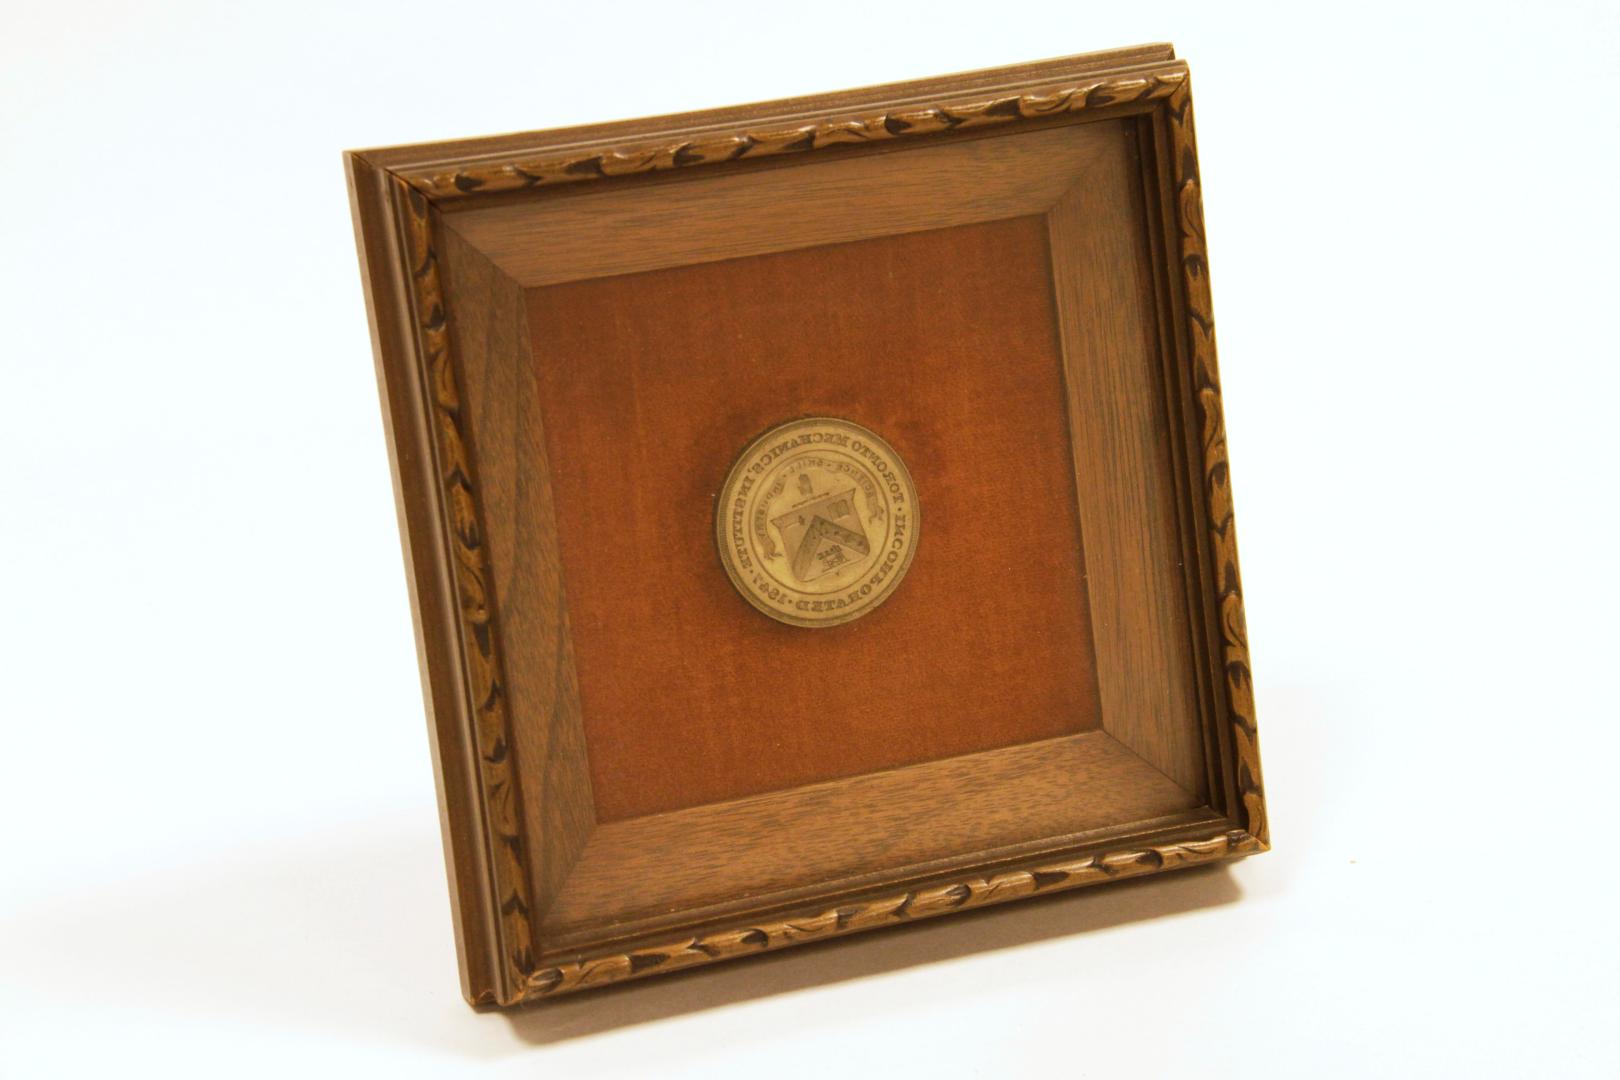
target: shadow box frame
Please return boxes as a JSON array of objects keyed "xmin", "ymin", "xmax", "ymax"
[{"xmin": 346, "ymin": 42, "xmax": 1267, "ymax": 1008}]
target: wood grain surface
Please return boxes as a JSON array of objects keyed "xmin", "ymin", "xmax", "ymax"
[
  {"xmin": 541, "ymin": 731, "xmax": 1200, "ymax": 946},
  {"xmin": 1047, "ymin": 120, "xmax": 1206, "ymax": 796},
  {"xmin": 447, "ymin": 120, "xmax": 1124, "ymax": 286},
  {"xmin": 437, "ymin": 227, "xmax": 595, "ymax": 924}
]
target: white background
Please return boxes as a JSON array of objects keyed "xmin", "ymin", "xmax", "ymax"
[{"xmin": 3, "ymin": 1, "xmax": 1618, "ymax": 1076}]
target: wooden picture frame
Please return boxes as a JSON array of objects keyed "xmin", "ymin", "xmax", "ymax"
[{"xmin": 346, "ymin": 42, "xmax": 1266, "ymax": 1007}]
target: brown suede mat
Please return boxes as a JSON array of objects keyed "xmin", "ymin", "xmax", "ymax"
[{"xmin": 527, "ymin": 215, "xmax": 1101, "ymax": 821}]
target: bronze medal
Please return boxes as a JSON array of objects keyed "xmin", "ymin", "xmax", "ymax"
[{"xmin": 716, "ymin": 417, "xmax": 919, "ymax": 627}]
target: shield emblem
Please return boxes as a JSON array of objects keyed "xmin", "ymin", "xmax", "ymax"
[{"xmin": 771, "ymin": 487, "xmax": 871, "ymax": 583}]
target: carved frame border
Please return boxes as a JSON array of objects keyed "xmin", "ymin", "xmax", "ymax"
[{"xmin": 355, "ymin": 49, "xmax": 1266, "ymax": 1004}]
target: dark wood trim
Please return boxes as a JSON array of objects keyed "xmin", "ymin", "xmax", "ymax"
[
  {"xmin": 354, "ymin": 44, "xmax": 1178, "ymax": 176},
  {"xmin": 391, "ymin": 59, "xmax": 1186, "ymax": 202},
  {"xmin": 1164, "ymin": 76, "xmax": 1267, "ymax": 843},
  {"xmin": 528, "ymin": 820, "xmax": 1261, "ymax": 998},
  {"xmin": 344, "ymin": 155, "xmax": 503, "ymax": 1003}
]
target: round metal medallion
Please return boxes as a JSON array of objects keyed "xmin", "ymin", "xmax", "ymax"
[{"xmin": 715, "ymin": 417, "xmax": 920, "ymax": 628}]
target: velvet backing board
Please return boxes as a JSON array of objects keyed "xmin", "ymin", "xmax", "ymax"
[
  {"xmin": 529, "ymin": 217, "xmax": 1102, "ymax": 822},
  {"xmin": 347, "ymin": 43, "xmax": 1269, "ymax": 1006}
]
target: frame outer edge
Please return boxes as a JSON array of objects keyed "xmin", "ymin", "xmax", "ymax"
[
  {"xmin": 1164, "ymin": 78, "xmax": 1268, "ymax": 845},
  {"xmin": 345, "ymin": 153, "xmax": 503, "ymax": 1005},
  {"xmin": 523, "ymin": 827, "xmax": 1263, "ymax": 1001},
  {"xmin": 397, "ymin": 61, "xmax": 1190, "ymax": 200},
  {"xmin": 363, "ymin": 47, "xmax": 1269, "ymax": 1005},
  {"xmin": 389, "ymin": 176, "xmax": 541, "ymax": 1004}
]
